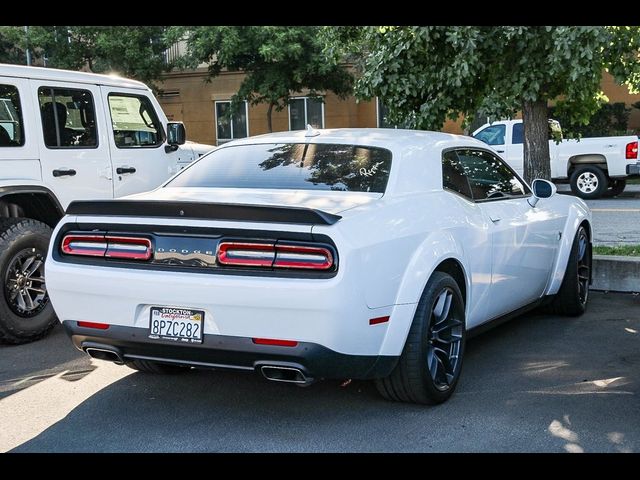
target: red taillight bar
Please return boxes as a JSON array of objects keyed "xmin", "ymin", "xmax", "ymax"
[
  {"xmin": 273, "ymin": 244, "xmax": 334, "ymax": 270},
  {"xmin": 217, "ymin": 242, "xmax": 276, "ymax": 267},
  {"xmin": 62, "ymin": 235, "xmax": 108, "ymax": 257},
  {"xmin": 105, "ymin": 236, "xmax": 152, "ymax": 261},
  {"xmin": 216, "ymin": 241, "xmax": 334, "ymax": 270},
  {"xmin": 626, "ymin": 141, "xmax": 638, "ymax": 160},
  {"xmin": 61, "ymin": 234, "xmax": 152, "ymax": 261}
]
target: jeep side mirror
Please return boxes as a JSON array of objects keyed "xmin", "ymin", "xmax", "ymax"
[{"xmin": 166, "ymin": 122, "xmax": 186, "ymax": 152}]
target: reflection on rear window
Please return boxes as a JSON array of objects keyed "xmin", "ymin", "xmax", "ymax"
[{"xmin": 167, "ymin": 143, "xmax": 393, "ymax": 193}]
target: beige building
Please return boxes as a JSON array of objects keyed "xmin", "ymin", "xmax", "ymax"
[{"xmin": 157, "ymin": 68, "xmax": 640, "ymax": 146}]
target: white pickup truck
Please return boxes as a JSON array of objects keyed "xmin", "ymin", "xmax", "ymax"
[
  {"xmin": 0, "ymin": 64, "xmax": 213, "ymax": 344},
  {"xmin": 472, "ymin": 119, "xmax": 639, "ymax": 199}
]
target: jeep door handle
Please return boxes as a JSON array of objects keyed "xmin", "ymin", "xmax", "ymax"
[
  {"xmin": 116, "ymin": 167, "xmax": 137, "ymax": 175},
  {"xmin": 52, "ymin": 168, "xmax": 77, "ymax": 177}
]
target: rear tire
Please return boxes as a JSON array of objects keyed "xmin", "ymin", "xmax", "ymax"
[
  {"xmin": 125, "ymin": 359, "xmax": 191, "ymax": 374},
  {"xmin": 569, "ymin": 165, "xmax": 608, "ymax": 199},
  {"xmin": 548, "ymin": 225, "xmax": 591, "ymax": 316},
  {"xmin": 0, "ymin": 218, "xmax": 56, "ymax": 344},
  {"xmin": 375, "ymin": 272, "xmax": 466, "ymax": 405}
]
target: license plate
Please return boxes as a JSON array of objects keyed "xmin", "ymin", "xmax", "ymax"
[{"xmin": 148, "ymin": 307, "xmax": 203, "ymax": 343}]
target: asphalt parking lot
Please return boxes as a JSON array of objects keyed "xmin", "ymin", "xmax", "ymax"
[
  {"xmin": 0, "ymin": 291, "xmax": 638, "ymax": 453},
  {"xmin": 558, "ymin": 183, "xmax": 640, "ymax": 245}
]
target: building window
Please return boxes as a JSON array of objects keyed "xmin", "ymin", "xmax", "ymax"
[
  {"xmin": 376, "ymin": 98, "xmax": 411, "ymax": 129},
  {"xmin": 215, "ymin": 101, "xmax": 248, "ymax": 145},
  {"xmin": 289, "ymin": 97, "xmax": 324, "ymax": 131}
]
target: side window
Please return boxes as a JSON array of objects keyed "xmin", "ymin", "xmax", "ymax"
[
  {"xmin": 108, "ymin": 94, "xmax": 163, "ymax": 148},
  {"xmin": 0, "ymin": 84, "xmax": 24, "ymax": 147},
  {"xmin": 455, "ymin": 149, "xmax": 529, "ymax": 200},
  {"xmin": 512, "ymin": 123, "xmax": 524, "ymax": 144},
  {"xmin": 442, "ymin": 150, "xmax": 473, "ymax": 199},
  {"xmin": 38, "ymin": 87, "xmax": 97, "ymax": 149},
  {"xmin": 473, "ymin": 124, "xmax": 505, "ymax": 146}
]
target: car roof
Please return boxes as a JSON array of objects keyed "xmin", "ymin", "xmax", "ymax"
[
  {"xmin": 0, "ymin": 63, "xmax": 148, "ymax": 90},
  {"xmin": 225, "ymin": 128, "xmax": 485, "ymax": 152}
]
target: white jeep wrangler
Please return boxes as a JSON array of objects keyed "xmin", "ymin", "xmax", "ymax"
[{"xmin": 0, "ymin": 64, "xmax": 212, "ymax": 343}]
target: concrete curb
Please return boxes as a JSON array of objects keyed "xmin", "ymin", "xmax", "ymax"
[{"xmin": 592, "ymin": 254, "xmax": 640, "ymax": 293}]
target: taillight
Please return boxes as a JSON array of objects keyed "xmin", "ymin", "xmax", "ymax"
[
  {"xmin": 61, "ymin": 234, "xmax": 152, "ymax": 261},
  {"xmin": 217, "ymin": 241, "xmax": 334, "ymax": 271},
  {"xmin": 627, "ymin": 141, "xmax": 638, "ymax": 160},
  {"xmin": 217, "ymin": 242, "xmax": 276, "ymax": 267},
  {"xmin": 273, "ymin": 244, "xmax": 334, "ymax": 270}
]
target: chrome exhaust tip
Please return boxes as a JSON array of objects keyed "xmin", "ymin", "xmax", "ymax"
[
  {"xmin": 260, "ymin": 365, "xmax": 313, "ymax": 385},
  {"xmin": 84, "ymin": 346, "xmax": 124, "ymax": 365}
]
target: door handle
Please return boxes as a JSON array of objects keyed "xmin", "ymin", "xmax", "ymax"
[
  {"xmin": 52, "ymin": 168, "xmax": 77, "ymax": 177},
  {"xmin": 116, "ymin": 167, "xmax": 137, "ymax": 175},
  {"xmin": 489, "ymin": 216, "xmax": 501, "ymax": 223},
  {"xmin": 495, "ymin": 149, "xmax": 505, "ymax": 153}
]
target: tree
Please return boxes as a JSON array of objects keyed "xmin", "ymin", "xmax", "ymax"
[
  {"xmin": 550, "ymin": 102, "xmax": 632, "ymax": 137},
  {"xmin": 0, "ymin": 26, "xmax": 173, "ymax": 86},
  {"xmin": 176, "ymin": 26, "xmax": 353, "ymax": 132},
  {"xmin": 324, "ymin": 26, "xmax": 640, "ymax": 183}
]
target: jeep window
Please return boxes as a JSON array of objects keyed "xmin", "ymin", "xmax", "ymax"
[
  {"xmin": 168, "ymin": 143, "xmax": 392, "ymax": 193},
  {"xmin": 38, "ymin": 87, "xmax": 97, "ymax": 148},
  {"xmin": 0, "ymin": 84, "xmax": 25, "ymax": 147},
  {"xmin": 108, "ymin": 94, "xmax": 163, "ymax": 148}
]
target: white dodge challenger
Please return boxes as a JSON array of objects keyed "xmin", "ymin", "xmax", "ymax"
[{"xmin": 45, "ymin": 128, "xmax": 592, "ymax": 404}]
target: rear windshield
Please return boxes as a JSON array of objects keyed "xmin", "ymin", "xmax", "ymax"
[{"xmin": 167, "ymin": 143, "xmax": 393, "ymax": 193}]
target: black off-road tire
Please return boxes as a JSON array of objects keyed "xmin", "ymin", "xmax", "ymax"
[
  {"xmin": 569, "ymin": 165, "xmax": 608, "ymax": 199},
  {"xmin": 0, "ymin": 218, "xmax": 56, "ymax": 344},
  {"xmin": 375, "ymin": 272, "xmax": 466, "ymax": 405},
  {"xmin": 125, "ymin": 359, "xmax": 191, "ymax": 374},
  {"xmin": 548, "ymin": 225, "xmax": 591, "ymax": 317}
]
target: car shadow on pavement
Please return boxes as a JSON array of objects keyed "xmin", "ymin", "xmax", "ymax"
[
  {"xmin": 0, "ymin": 324, "xmax": 95, "ymax": 401},
  {"xmin": 6, "ymin": 292, "xmax": 640, "ymax": 452}
]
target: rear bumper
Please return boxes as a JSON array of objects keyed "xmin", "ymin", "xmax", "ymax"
[
  {"xmin": 626, "ymin": 163, "xmax": 640, "ymax": 176},
  {"xmin": 63, "ymin": 321, "xmax": 398, "ymax": 380}
]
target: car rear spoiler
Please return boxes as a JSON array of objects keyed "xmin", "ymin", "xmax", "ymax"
[{"xmin": 66, "ymin": 200, "xmax": 342, "ymax": 226}]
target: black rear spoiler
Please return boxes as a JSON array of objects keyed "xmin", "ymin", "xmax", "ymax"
[{"xmin": 66, "ymin": 200, "xmax": 342, "ymax": 226}]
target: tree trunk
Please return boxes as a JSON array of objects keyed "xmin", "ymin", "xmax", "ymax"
[
  {"xmin": 266, "ymin": 103, "xmax": 274, "ymax": 133},
  {"xmin": 522, "ymin": 99, "xmax": 551, "ymax": 183}
]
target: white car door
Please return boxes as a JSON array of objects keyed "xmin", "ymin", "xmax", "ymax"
[
  {"xmin": 454, "ymin": 148, "xmax": 563, "ymax": 321},
  {"xmin": 505, "ymin": 121, "xmax": 524, "ymax": 176},
  {"xmin": 31, "ymin": 80, "xmax": 113, "ymax": 209},
  {"xmin": 100, "ymin": 87, "xmax": 183, "ymax": 198}
]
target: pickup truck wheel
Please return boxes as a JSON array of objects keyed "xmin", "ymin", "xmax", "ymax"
[
  {"xmin": 604, "ymin": 179, "xmax": 626, "ymax": 197},
  {"xmin": 569, "ymin": 166, "xmax": 608, "ymax": 199},
  {"xmin": 0, "ymin": 218, "xmax": 57, "ymax": 344},
  {"xmin": 375, "ymin": 272, "xmax": 466, "ymax": 405}
]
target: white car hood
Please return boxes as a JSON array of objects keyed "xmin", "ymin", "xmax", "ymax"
[{"xmin": 127, "ymin": 187, "xmax": 382, "ymax": 215}]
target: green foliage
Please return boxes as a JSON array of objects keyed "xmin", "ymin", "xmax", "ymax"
[
  {"xmin": 324, "ymin": 26, "xmax": 640, "ymax": 133},
  {"xmin": 0, "ymin": 26, "xmax": 172, "ymax": 86},
  {"xmin": 174, "ymin": 26, "xmax": 353, "ymax": 129},
  {"xmin": 593, "ymin": 245, "xmax": 640, "ymax": 256},
  {"xmin": 550, "ymin": 102, "xmax": 632, "ymax": 137}
]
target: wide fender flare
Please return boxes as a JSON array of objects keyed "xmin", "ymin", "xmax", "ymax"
[
  {"xmin": 546, "ymin": 202, "xmax": 592, "ymax": 295},
  {"xmin": 379, "ymin": 230, "xmax": 470, "ymax": 356}
]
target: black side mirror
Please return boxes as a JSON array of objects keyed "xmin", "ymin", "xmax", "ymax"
[{"xmin": 166, "ymin": 122, "xmax": 186, "ymax": 152}]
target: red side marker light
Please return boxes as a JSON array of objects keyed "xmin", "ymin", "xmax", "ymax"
[
  {"xmin": 77, "ymin": 321, "xmax": 110, "ymax": 330},
  {"xmin": 252, "ymin": 338, "xmax": 298, "ymax": 347},
  {"xmin": 369, "ymin": 316, "xmax": 390, "ymax": 325}
]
